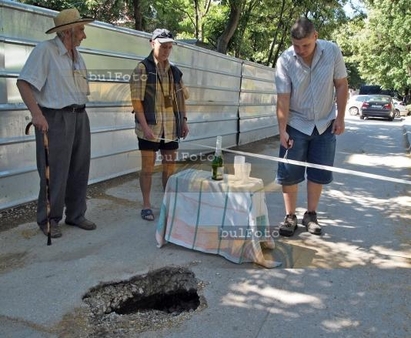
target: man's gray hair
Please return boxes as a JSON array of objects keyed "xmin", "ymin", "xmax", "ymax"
[
  {"xmin": 56, "ymin": 27, "xmax": 74, "ymax": 39},
  {"xmin": 291, "ymin": 17, "xmax": 316, "ymax": 40}
]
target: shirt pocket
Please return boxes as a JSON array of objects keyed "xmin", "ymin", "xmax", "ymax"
[{"xmin": 73, "ymin": 69, "xmax": 89, "ymax": 95}]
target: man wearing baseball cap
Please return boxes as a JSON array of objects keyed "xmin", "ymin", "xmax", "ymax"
[
  {"xmin": 150, "ymin": 28, "xmax": 175, "ymax": 43},
  {"xmin": 130, "ymin": 28, "xmax": 189, "ymax": 222},
  {"xmin": 17, "ymin": 8, "xmax": 97, "ymax": 239}
]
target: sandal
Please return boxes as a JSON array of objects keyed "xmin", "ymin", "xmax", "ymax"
[{"xmin": 141, "ymin": 208, "xmax": 155, "ymax": 221}]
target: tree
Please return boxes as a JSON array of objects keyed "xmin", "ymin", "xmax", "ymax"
[
  {"xmin": 131, "ymin": 0, "xmax": 143, "ymax": 31},
  {"xmin": 20, "ymin": 0, "xmax": 135, "ymax": 26},
  {"xmin": 20, "ymin": 0, "xmax": 376, "ymax": 89},
  {"xmin": 332, "ymin": 15, "xmax": 367, "ymax": 89},
  {"xmin": 349, "ymin": 0, "xmax": 411, "ymax": 94},
  {"xmin": 264, "ymin": 0, "xmax": 346, "ymax": 67},
  {"xmin": 216, "ymin": 0, "xmax": 244, "ymax": 54}
]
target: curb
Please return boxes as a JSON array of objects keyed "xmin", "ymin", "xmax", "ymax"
[{"xmin": 403, "ymin": 119, "xmax": 411, "ymax": 153}]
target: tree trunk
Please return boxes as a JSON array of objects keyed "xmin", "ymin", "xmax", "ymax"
[
  {"xmin": 271, "ymin": 8, "xmax": 295, "ymax": 67},
  {"xmin": 267, "ymin": 0, "xmax": 287, "ymax": 66},
  {"xmin": 133, "ymin": 0, "xmax": 143, "ymax": 31},
  {"xmin": 216, "ymin": 0, "xmax": 243, "ymax": 54},
  {"xmin": 234, "ymin": 0, "xmax": 259, "ymax": 58}
]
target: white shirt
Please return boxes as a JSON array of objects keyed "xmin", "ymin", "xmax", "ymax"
[
  {"xmin": 18, "ymin": 36, "xmax": 89, "ymax": 109},
  {"xmin": 275, "ymin": 39, "xmax": 347, "ymax": 135}
]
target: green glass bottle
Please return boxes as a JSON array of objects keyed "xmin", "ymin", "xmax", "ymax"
[{"xmin": 211, "ymin": 136, "xmax": 224, "ymax": 180}]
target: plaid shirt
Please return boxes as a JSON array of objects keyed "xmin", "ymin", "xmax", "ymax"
[{"xmin": 130, "ymin": 60, "xmax": 178, "ymax": 143}]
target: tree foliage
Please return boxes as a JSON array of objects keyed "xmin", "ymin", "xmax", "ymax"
[
  {"xmin": 17, "ymin": 0, "xmax": 411, "ymax": 94},
  {"xmin": 363, "ymin": 0, "xmax": 411, "ymax": 93},
  {"xmin": 338, "ymin": 0, "xmax": 411, "ymax": 94}
]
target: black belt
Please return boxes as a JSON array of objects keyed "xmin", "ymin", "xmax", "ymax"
[
  {"xmin": 40, "ymin": 105, "xmax": 86, "ymax": 113},
  {"xmin": 61, "ymin": 104, "xmax": 86, "ymax": 113}
]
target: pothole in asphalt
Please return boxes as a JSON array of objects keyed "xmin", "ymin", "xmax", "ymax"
[{"xmin": 81, "ymin": 266, "xmax": 207, "ymax": 336}]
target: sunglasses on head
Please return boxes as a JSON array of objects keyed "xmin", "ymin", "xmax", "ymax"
[{"xmin": 154, "ymin": 31, "xmax": 173, "ymax": 39}]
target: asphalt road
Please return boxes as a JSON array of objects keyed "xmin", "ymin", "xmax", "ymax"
[{"xmin": 0, "ymin": 114, "xmax": 410, "ymax": 337}]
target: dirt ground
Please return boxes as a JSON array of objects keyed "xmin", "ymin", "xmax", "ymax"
[
  {"xmin": 0, "ymin": 158, "xmax": 208, "ymax": 233},
  {"xmin": 0, "ymin": 172, "xmax": 138, "ymax": 233}
]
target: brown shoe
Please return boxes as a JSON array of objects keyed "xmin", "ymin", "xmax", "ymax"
[
  {"xmin": 302, "ymin": 211, "xmax": 322, "ymax": 235},
  {"xmin": 39, "ymin": 222, "xmax": 62, "ymax": 238},
  {"xmin": 66, "ymin": 219, "xmax": 97, "ymax": 230},
  {"xmin": 279, "ymin": 214, "xmax": 298, "ymax": 237}
]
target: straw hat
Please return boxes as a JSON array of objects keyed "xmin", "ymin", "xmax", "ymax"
[{"xmin": 46, "ymin": 8, "xmax": 94, "ymax": 34}]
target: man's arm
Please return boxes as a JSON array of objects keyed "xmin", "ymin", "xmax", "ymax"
[
  {"xmin": 132, "ymin": 99, "xmax": 155, "ymax": 140},
  {"xmin": 177, "ymin": 81, "xmax": 189, "ymax": 139},
  {"xmin": 16, "ymin": 79, "xmax": 48, "ymax": 132},
  {"xmin": 276, "ymin": 92, "xmax": 292, "ymax": 148},
  {"xmin": 332, "ymin": 77, "xmax": 349, "ymax": 135}
]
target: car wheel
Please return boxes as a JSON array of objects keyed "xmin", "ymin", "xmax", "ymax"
[
  {"xmin": 395, "ymin": 109, "xmax": 400, "ymax": 118},
  {"xmin": 349, "ymin": 107, "xmax": 359, "ymax": 116}
]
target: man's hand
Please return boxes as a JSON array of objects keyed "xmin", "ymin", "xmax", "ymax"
[
  {"xmin": 142, "ymin": 126, "xmax": 155, "ymax": 140},
  {"xmin": 332, "ymin": 118, "xmax": 345, "ymax": 135},
  {"xmin": 181, "ymin": 121, "xmax": 189, "ymax": 139},
  {"xmin": 280, "ymin": 131, "xmax": 293, "ymax": 149},
  {"xmin": 32, "ymin": 114, "xmax": 49, "ymax": 132}
]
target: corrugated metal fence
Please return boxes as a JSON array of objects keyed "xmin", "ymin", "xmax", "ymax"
[{"xmin": 0, "ymin": 0, "xmax": 278, "ymax": 210}]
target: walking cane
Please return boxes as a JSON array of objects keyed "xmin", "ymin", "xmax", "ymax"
[{"xmin": 25, "ymin": 122, "xmax": 52, "ymax": 245}]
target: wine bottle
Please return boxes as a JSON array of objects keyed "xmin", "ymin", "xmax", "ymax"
[{"xmin": 211, "ymin": 136, "xmax": 224, "ymax": 180}]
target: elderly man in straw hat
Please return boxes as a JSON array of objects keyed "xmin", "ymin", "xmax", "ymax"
[{"xmin": 17, "ymin": 8, "xmax": 97, "ymax": 239}]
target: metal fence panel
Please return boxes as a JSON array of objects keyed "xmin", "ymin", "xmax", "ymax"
[{"xmin": 0, "ymin": 0, "xmax": 278, "ymax": 210}]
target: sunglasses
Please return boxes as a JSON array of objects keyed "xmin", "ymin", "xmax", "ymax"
[{"xmin": 153, "ymin": 30, "xmax": 173, "ymax": 40}]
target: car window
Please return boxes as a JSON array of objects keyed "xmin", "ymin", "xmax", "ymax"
[
  {"xmin": 352, "ymin": 95, "xmax": 368, "ymax": 102},
  {"xmin": 369, "ymin": 96, "xmax": 389, "ymax": 102}
]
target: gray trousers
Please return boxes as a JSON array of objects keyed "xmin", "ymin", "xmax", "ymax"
[{"xmin": 35, "ymin": 107, "xmax": 91, "ymax": 226}]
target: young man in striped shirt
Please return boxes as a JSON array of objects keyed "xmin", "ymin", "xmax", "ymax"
[{"xmin": 275, "ymin": 17, "xmax": 348, "ymax": 236}]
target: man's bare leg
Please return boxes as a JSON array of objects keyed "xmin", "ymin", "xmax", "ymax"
[
  {"xmin": 160, "ymin": 149, "xmax": 177, "ymax": 190},
  {"xmin": 140, "ymin": 150, "xmax": 156, "ymax": 214},
  {"xmin": 283, "ymin": 184, "xmax": 298, "ymax": 215},
  {"xmin": 307, "ymin": 180, "xmax": 322, "ymax": 212}
]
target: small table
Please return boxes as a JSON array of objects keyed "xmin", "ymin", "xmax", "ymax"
[{"xmin": 156, "ymin": 169, "xmax": 281, "ymax": 268}]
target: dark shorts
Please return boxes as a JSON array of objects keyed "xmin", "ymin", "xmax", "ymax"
[
  {"xmin": 138, "ymin": 137, "xmax": 179, "ymax": 151},
  {"xmin": 276, "ymin": 123, "xmax": 336, "ymax": 185}
]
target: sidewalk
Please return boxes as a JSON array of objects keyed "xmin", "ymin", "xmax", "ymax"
[{"xmin": 1, "ymin": 118, "xmax": 411, "ymax": 337}]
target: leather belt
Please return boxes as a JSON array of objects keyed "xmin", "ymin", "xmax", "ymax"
[
  {"xmin": 61, "ymin": 104, "xmax": 86, "ymax": 113},
  {"xmin": 40, "ymin": 105, "xmax": 86, "ymax": 113}
]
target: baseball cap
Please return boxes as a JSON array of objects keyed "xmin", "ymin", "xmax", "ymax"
[{"xmin": 150, "ymin": 28, "xmax": 174, "ymax": 44}]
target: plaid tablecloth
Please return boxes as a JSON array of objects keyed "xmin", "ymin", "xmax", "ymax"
[{"xmin": 156, "ymin": 169, "xmax": 281, "ymax": 268}]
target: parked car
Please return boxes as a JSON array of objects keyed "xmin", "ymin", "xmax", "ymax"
[
  {"xmin": 360, "ymin": 95, "xmax": 396, "ymax": 121},
  {"xmin": 392, "ymin": 99, "xmax": 410, "ymax": 117},
  {"xmin": 346, "ymin": 95, "xmax": 369, "ymax": 116}
]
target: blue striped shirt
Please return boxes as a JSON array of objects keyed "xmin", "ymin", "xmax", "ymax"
[{"xmin": 275, "ymin": 39, "xmax": 347, "ymax": 135}]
